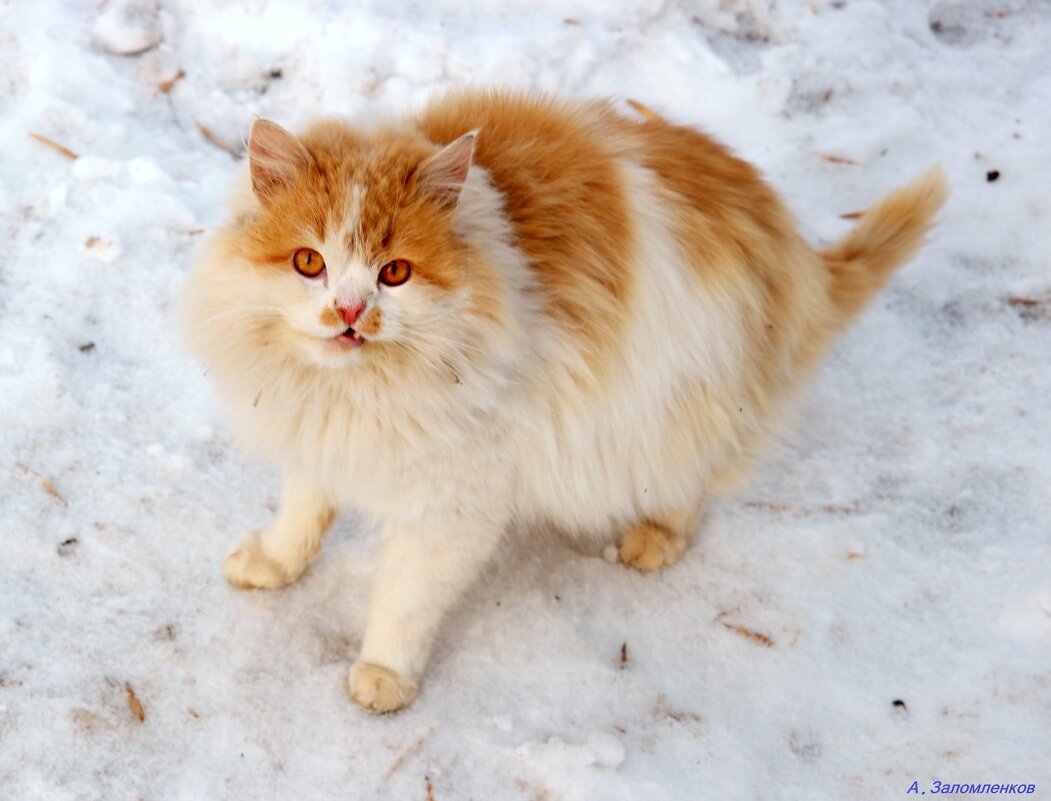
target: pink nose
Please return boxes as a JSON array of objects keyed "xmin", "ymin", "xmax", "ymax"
[{"xmin": 336, "ymin": 301, "xmax": 365, "ymax": 326}]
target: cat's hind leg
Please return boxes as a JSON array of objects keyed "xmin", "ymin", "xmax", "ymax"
[
  {"xmin": 223, "ymin": 475, "xmax": 337, "ymax": 590},
  {"xmin": 617, "ymin": 497, "xmax": 706, "ymax": 572}
]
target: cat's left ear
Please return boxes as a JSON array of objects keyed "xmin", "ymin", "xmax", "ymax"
[
  {"xmin": 416, "ymin": 131, "xmax": 477, "ymax": 209},
  {"xmin": 247, "ymin": 119, "xmax": 312, "ymax": 202}
]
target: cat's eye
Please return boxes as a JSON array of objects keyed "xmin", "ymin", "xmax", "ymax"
[
  {"xmin": 292, "ymin": 248, "xmax": 325, "ymax": 278},
  {"xmin": 379, "ymin": 259, "xmax": 412, "ymax": 287}
]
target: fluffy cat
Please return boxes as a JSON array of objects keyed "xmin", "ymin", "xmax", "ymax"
[{"xmin": 179, "ymin": 90, "xmax": 947, "ymax": 712}]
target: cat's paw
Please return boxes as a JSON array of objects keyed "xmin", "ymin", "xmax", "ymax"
[
  {"xmin": 617, "ymin": 523, "xmax": 686, "ymax": 572},
  {"xmin": 348, "ymin": 661, "xmax": 419, "ymax": 713},
  {"xmin": 222, "ymin": 531, "xmax": 297, "ymax": 590}
]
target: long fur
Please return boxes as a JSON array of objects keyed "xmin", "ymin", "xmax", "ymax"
[{"xmin": 179, "ymin": 89, "xmax": 947, "ymax": 711}]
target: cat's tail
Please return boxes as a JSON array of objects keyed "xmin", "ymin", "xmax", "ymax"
[{"xmin": 820, "ymin": 166, "xmax": 948, "ymax": 324}]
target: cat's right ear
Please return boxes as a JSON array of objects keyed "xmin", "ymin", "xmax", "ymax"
[
  {"xmin": 247, "ymin": 119, "xmax": 312, "ymax": 202},
  {"xmin": 415, "ymin": 131, "xmax": 477, "ymax": 209}
]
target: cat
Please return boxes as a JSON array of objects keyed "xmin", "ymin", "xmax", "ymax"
[{"xmin": 179, "ymin": 89, "xmax": 947, "ymax": 712}]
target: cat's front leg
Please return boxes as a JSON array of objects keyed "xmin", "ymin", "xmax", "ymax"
[
  {"xmin": 349, "ymin": 509, "xmax": 506, "ymax": 712},
  {"xmin": 223, "ymin": 474, "xmax": 337, "ymax": 590}
]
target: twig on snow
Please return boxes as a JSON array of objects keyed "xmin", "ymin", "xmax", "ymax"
[{"xmin": 29, "ymin": 133, "xmax": 78, "ymax": 160}]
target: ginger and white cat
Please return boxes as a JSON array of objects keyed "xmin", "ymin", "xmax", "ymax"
[{"xmin": 180, "ymin": 90, "xmax": 946, "ymax": 712}]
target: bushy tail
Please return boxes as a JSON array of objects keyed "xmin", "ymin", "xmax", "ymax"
[{"xmin": 820, "ymin": 166, "xmax": 948, "ymax": 324}]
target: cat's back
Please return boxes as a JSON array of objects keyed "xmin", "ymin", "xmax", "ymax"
[
  {"xmin": 417, "ymin": 89, "xmax": 793, "ymax": 271},
  {"xmin": 417, "ymin": 89, "xmax": 631, "ymax": 237},
  {"xmin": 416, "ymin": 91, "xmax": 807, "ymax": 384}
]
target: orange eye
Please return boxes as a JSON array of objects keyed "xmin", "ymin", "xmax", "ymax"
[
  {"xmin": 292, "ymin": 248, "xmax": 325, "ymax": 278},
  {"xmin": 379, "ymin": 259, "xmax": 412, "ymax": 287}
]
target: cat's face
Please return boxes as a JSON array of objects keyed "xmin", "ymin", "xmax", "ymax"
[{"xmin": 222, "ymin": 119, "xmax": 480, "ymax": 371}]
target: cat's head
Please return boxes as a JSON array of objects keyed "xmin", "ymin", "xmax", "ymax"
[{"xmin": 189, "ymin": 118, "xmax": 491, "ymax": 375}]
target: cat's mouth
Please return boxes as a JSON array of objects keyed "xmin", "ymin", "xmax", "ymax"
[{"xmin": 332, "ymin": 327, "xmax": 365, "ymax": 348}]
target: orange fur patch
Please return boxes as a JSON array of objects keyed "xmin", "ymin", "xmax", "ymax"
[
  {"xmin": 418, "ymin": 91, "xmax": 636, "ymax": 383},
  {"xmin": 356, "ymin": 307, "xmax": 383, "ymax": 337},
  {"xmin": 318, "ymin": 307, "xmax": 340, "ymax": 328}
]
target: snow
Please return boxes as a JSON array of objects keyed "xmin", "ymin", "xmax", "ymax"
[
  {"xmin": 2, "ymin": 0, "xmax": 1049, "ymax": 798},
  {"xmin": 92, "ymin": 1, "xmax": 163, "ymax": 57}
]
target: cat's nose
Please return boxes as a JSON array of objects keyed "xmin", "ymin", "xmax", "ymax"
[{"xmin": 336, "ymin": 301, "xmax": 366, "ymax": 326}]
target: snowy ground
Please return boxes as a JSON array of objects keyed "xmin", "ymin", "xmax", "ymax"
[{"xmin": 1, "ymin": 0, "xmax": 1049, "ymax": 798}]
